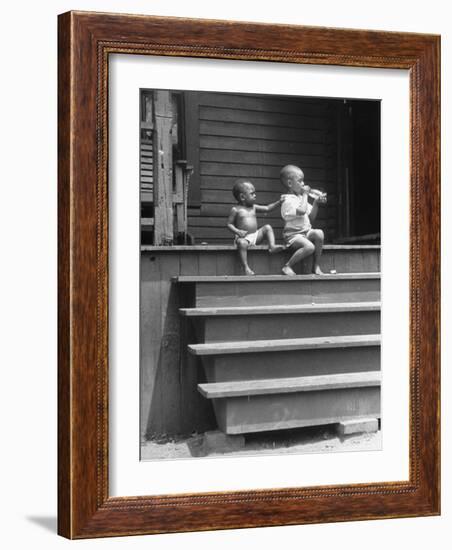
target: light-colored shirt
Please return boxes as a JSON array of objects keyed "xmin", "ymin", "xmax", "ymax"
[{"xmin": 281, "ymin": 194, "xmax": 312, "ymax": 235}]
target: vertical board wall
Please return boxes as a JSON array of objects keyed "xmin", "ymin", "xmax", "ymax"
[{"xmin": 186, "ymin": 92, "xmax": 339, "ymax": 244}]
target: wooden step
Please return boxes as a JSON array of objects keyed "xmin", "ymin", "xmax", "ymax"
[
  {"xmin": 175, "ymin": 273, "xmax": 380, "ymax": 283},
  {"xmin": 175, "ymin": 273, "xmax": 380, "ymax": 307},
  {"xmin": 198, "ymin": 371, "xmax": 381, "ymax": 398},
  {"xmin": 205, "ymin": 382, "xmax": 381, "ymax": 435},
  {"xmin": 201, "ymin": 345, "xmax": 380, "ymax": 383},
  {"xmin": 181, "ymin": 302, "xmax": 380, "ymax": 342},
  {"xmin": 143, "ymin": 244, "xmax": 380, "ymax": 276},
  {"xmin": 180, "ymin": 301, "xmax": 380, "ymax": 317},
  {"xmin": 189, "ymin": 333, "xmax": 380, "ymax": 356}
]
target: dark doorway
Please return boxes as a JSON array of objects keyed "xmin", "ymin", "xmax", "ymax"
[
  {"xmin": 337, "ymin": 99, "xmax": 381, "ymax": 243},
  {"xmin": 351, "ymin": 100, "xmax": 381, "ymax": 238}
]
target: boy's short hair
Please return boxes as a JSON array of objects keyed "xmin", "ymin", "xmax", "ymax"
[
  {"xmin": 232, "ymin": 179, "xmax": 252, "ymax": 201},
  {"xmin": 280, "ymin": 165, "xmax": 302, "ymax": 187}
]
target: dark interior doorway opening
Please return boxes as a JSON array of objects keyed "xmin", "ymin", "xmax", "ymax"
[{"xmin": 336, "ymin": 99, "xmax": 381, "ymax": 244}]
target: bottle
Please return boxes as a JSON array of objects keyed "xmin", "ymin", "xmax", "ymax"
[{"xmin": 308, "ymin": 189, "xmax": 327, "ymax": 201}]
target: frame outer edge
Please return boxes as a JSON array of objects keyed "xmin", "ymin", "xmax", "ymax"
[
  {"xmin": 57, "ymin": 11, "xmax": 73, "ymax": 539},
  {"xmin": 422, "ymin": 36, "xmax": 441, "ymax": 514},
  {"xmin": 57, "ymin": 11, "xmax": 441, "ymax": 538}
]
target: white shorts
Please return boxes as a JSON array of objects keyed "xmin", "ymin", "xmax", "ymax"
[
  {"xmin": 284, "ymin": 228, "xmax": 314, "ymax": 247},
  {"xmin": 235, "ymin": 231, "xmax": 259, "ymax": 246}
]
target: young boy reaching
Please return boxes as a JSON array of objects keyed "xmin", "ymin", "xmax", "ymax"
[
  {"xmin": 227, "ymin": 179, "xmax": 285, "ymax": 275},
  {"xmin": 279, "ymin": 165, "xmax": 326, "ymax": 276}
]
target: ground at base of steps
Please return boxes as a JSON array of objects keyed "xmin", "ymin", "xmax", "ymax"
[{"xmin": 141, "ymin": 425, "xmax": 381, "ymax": 460}]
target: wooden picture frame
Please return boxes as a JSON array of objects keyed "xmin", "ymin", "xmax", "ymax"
[{"xmin": 58, "ymin": 11, "xmax": 440, "ymax": 539}]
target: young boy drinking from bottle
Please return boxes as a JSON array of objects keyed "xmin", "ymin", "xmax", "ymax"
[{"xmin": 279, "ymin": 165, "xmax": 327, "ymax": 276}]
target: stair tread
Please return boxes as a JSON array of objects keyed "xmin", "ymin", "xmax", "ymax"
[
  {"xmin": 174, "ymin": 273, "xmax": 380, "ymax": 283},
  {"xmin": 189, "ymin": 334, "xmax": 381, "ymax": 355},
  {"xmin": 198, "ymin": 370, "xmax": 381, "ymax": 398},
  {"xmin": 143, "ymin": 244, "xmax": 381, "ymax": 251},
  {"xmin": 180, "ymin": 301, "xmax": 381, "ymax": 317}
]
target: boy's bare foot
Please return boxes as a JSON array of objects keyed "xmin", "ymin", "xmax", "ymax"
[
  {"xmin": 282, "ymin": 265, "xmax": 296, "ymax": 276},
  {"xmin": 312, "ymin": 265, "xmax": 323, "ymax": 275},
  {"xmin": 269, "ymin": 245, "xmax": 285, "ymax": 254},
  {"xmin": 244, "ymin": 266, "xmax": 255, "ymax": 276}
]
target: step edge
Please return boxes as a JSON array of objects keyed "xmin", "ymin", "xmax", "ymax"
[
  {"xmin": 226, "ymin": 414, "xmax": 381, "ymax": 434},
  {"xmin": 174, "ymin": 273, "xmax": 381, "ymax": 283},
  {"xmin": 180, "ymin": 301, "xmax": 381, "ymax": 316},
  {"xmin": 188, "ymin": 334, "xmax": 381, "ymax": 355},
  {"xmin": 198, "ymin": 371, "xmax": 381, "ymax": 398}
]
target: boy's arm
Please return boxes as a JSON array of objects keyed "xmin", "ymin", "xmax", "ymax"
[
  {"xmin": 308, "ymin": 195, "xmax": 326, "ymax": 222},
  {"xmin": 295, "ymin": 192, "xmax": 309, "ymax": 215},
  {"xmin": 255, "ymin": 197, "xmax": 283, "ymax": 213},
  {"xmin": 227, "ymin": 207, "xmax": 247, "ymax": 237}
]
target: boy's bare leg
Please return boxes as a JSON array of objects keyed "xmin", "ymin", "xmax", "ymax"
[
  {"xmin": 282, "ymin": 235, "xmax": 315, "ymax": 276},
  {"xmin": 307, "ymin": 229, "xmax": 324, "ymax": 274},
  {"xmin": 255, "ymin": 224, "xmax": 285, "ymax": 253},
  {"xmin": 236, "ymin": 238, "xmax": 255, "ymax": 275}
]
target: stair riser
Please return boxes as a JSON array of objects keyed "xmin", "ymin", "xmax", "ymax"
[
  {"xmin": 198, "ymin": 310, "xmax": 380, "ymax": 343},
  {"xmin": 194, "ymin": 279, "xmax": 380, "ymax": 307},
  {"xmin": 202, "ymin": 346, "xmax": 380, "ymax": 383},
  {"xmin": 213, "ymin": 387, "xmax": 381, "ymax": 434}
]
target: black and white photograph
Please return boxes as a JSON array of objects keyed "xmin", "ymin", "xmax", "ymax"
[
  {"xmin": 2, "ymin": 0, "xmax": 445, "ymax": 546},
  {"xmin": 140, "ymin": 88, "xmax": 382, "ymax": 460}
]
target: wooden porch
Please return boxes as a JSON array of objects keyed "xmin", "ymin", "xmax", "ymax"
[{"xmin": 140, "ymin": 245, "xmax": 380, "ymax": 440}]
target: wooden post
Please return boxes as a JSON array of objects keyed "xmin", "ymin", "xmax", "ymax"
[
  {"xmin": 174, "ymin": 163, "xmax": 185, "ymax": 236},
  {"xmin": 153, "ymin": 91, "xmax": 174, "ymax": 245}
]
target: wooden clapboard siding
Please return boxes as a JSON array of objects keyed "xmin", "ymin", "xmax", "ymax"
[
  {"xmin": 201, "ymin": 163, "xmax": 327, "ymax": 180},
  {"xmin": 199, "ymin": 120, "xmax": 325, "ymax": 142},
  {"xmin": 197, "ymin": 92, "xmax": 329, "ymax": 117},
  {"xmin": 200, "ymin": 149, "xmax": 327, "ymax": 168},
  {"xmin": 200, "ymin": 135, "xmax": 325, "ymax": 155},
  {"xmin": 200, "ymin": 106, "xmax": 329, "ymax": 130},
  {"xmin": 187, "ymin": 92, "xmax": 339, "ymax": 244}
]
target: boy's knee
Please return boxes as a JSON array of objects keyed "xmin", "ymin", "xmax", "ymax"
[
  {"xmin": 236, "ymin": 238, "xmax": 248, "ymax": 248},
  {"xmin": 263, "ymin": 224, "xmax": 272, "ymax": 232},
  {"xmin": 306, "ymin": 241, "xmax": 315, "ymax": 254},
  {"xmin": 312, "ymin": 229, "xmax": 324, "ymax": 242}
]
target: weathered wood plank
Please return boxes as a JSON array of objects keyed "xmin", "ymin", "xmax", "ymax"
[
  {"xmin": 179, "ymin": 299, "xmax": 216, "ymax": 434},
  {"xmin": 189, "ymin": 333, "xmax": 380, "ymax": 356},
  {"xmin": 200, "ymin": 162, "xmax": 326, "ymax": 181},
  {"xmin": 200, "ymin": 189, "xmax": 326, "ymax": 205},
  {"xmin": 200, "ymin": 148, "xmax": 326, "ymax": 168},
  {"xmin": 208, "ymin": 346, "xmax": 380, "ymax": 383},
  {"xmin": 184, "ymin": 91, "xmax": 202, "ymax": 206},
  {"xmin": 176, "ymin": 273, "xmax": 380, "ymax": 282},
  {"xmin": 200, "ymin": 202, "xmax": 274, "ymax": 218},
  {"xmin": 191, "ymin": 277, "xmax": 380, "ymax": 306},
  {"xmin": 141, "ymin": 254, "xmax": 164, "ymax": 437},
  {"xmin": 200, "ymin": 176, "xmax": 327, "ymax": 193},
  {"xmin": 156, "ymin": 254, "xmax": 182, "ymax": 433},
  {"xmin": 189, "ymin": 226, "xmax": 231, "ymax": 240},
  {"xmin": 198, "ymin": 252, "xmax": 218, "ymax": 275},
  {"xmin": 153, "ymin": 90, "xmax": 174, "ymax": 244},
  {"xmin": 201, "ymin": 310, "xmax": 380, "ymax": 343},
  {"xmin": 219, "ymin": 387, "xmax": 381, "ymax": 434},
  {"xmin": 179, "ymin": 251, "xmax": 199, "ymax": 275},
  {"xmin": 199, "ymin": 105, "xmax": 328, "ymax": 130},
  {"xmin": 199, "ymin": 135, "xmax": 325, "ymax": 155},
  {"xmin": 215, "ymin": 250, "xmax": 237, "ymax": 276},
  {"xmin": 200, "ymin": 120, "xmax": 325, "ymax": 142},
  {"xmin": 198, "ymin": 370, "xmax": 381, "ymax": 398},
  {"xmin": 198, "ymin": 92, "xmax": 330, "ymax": 116}
]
